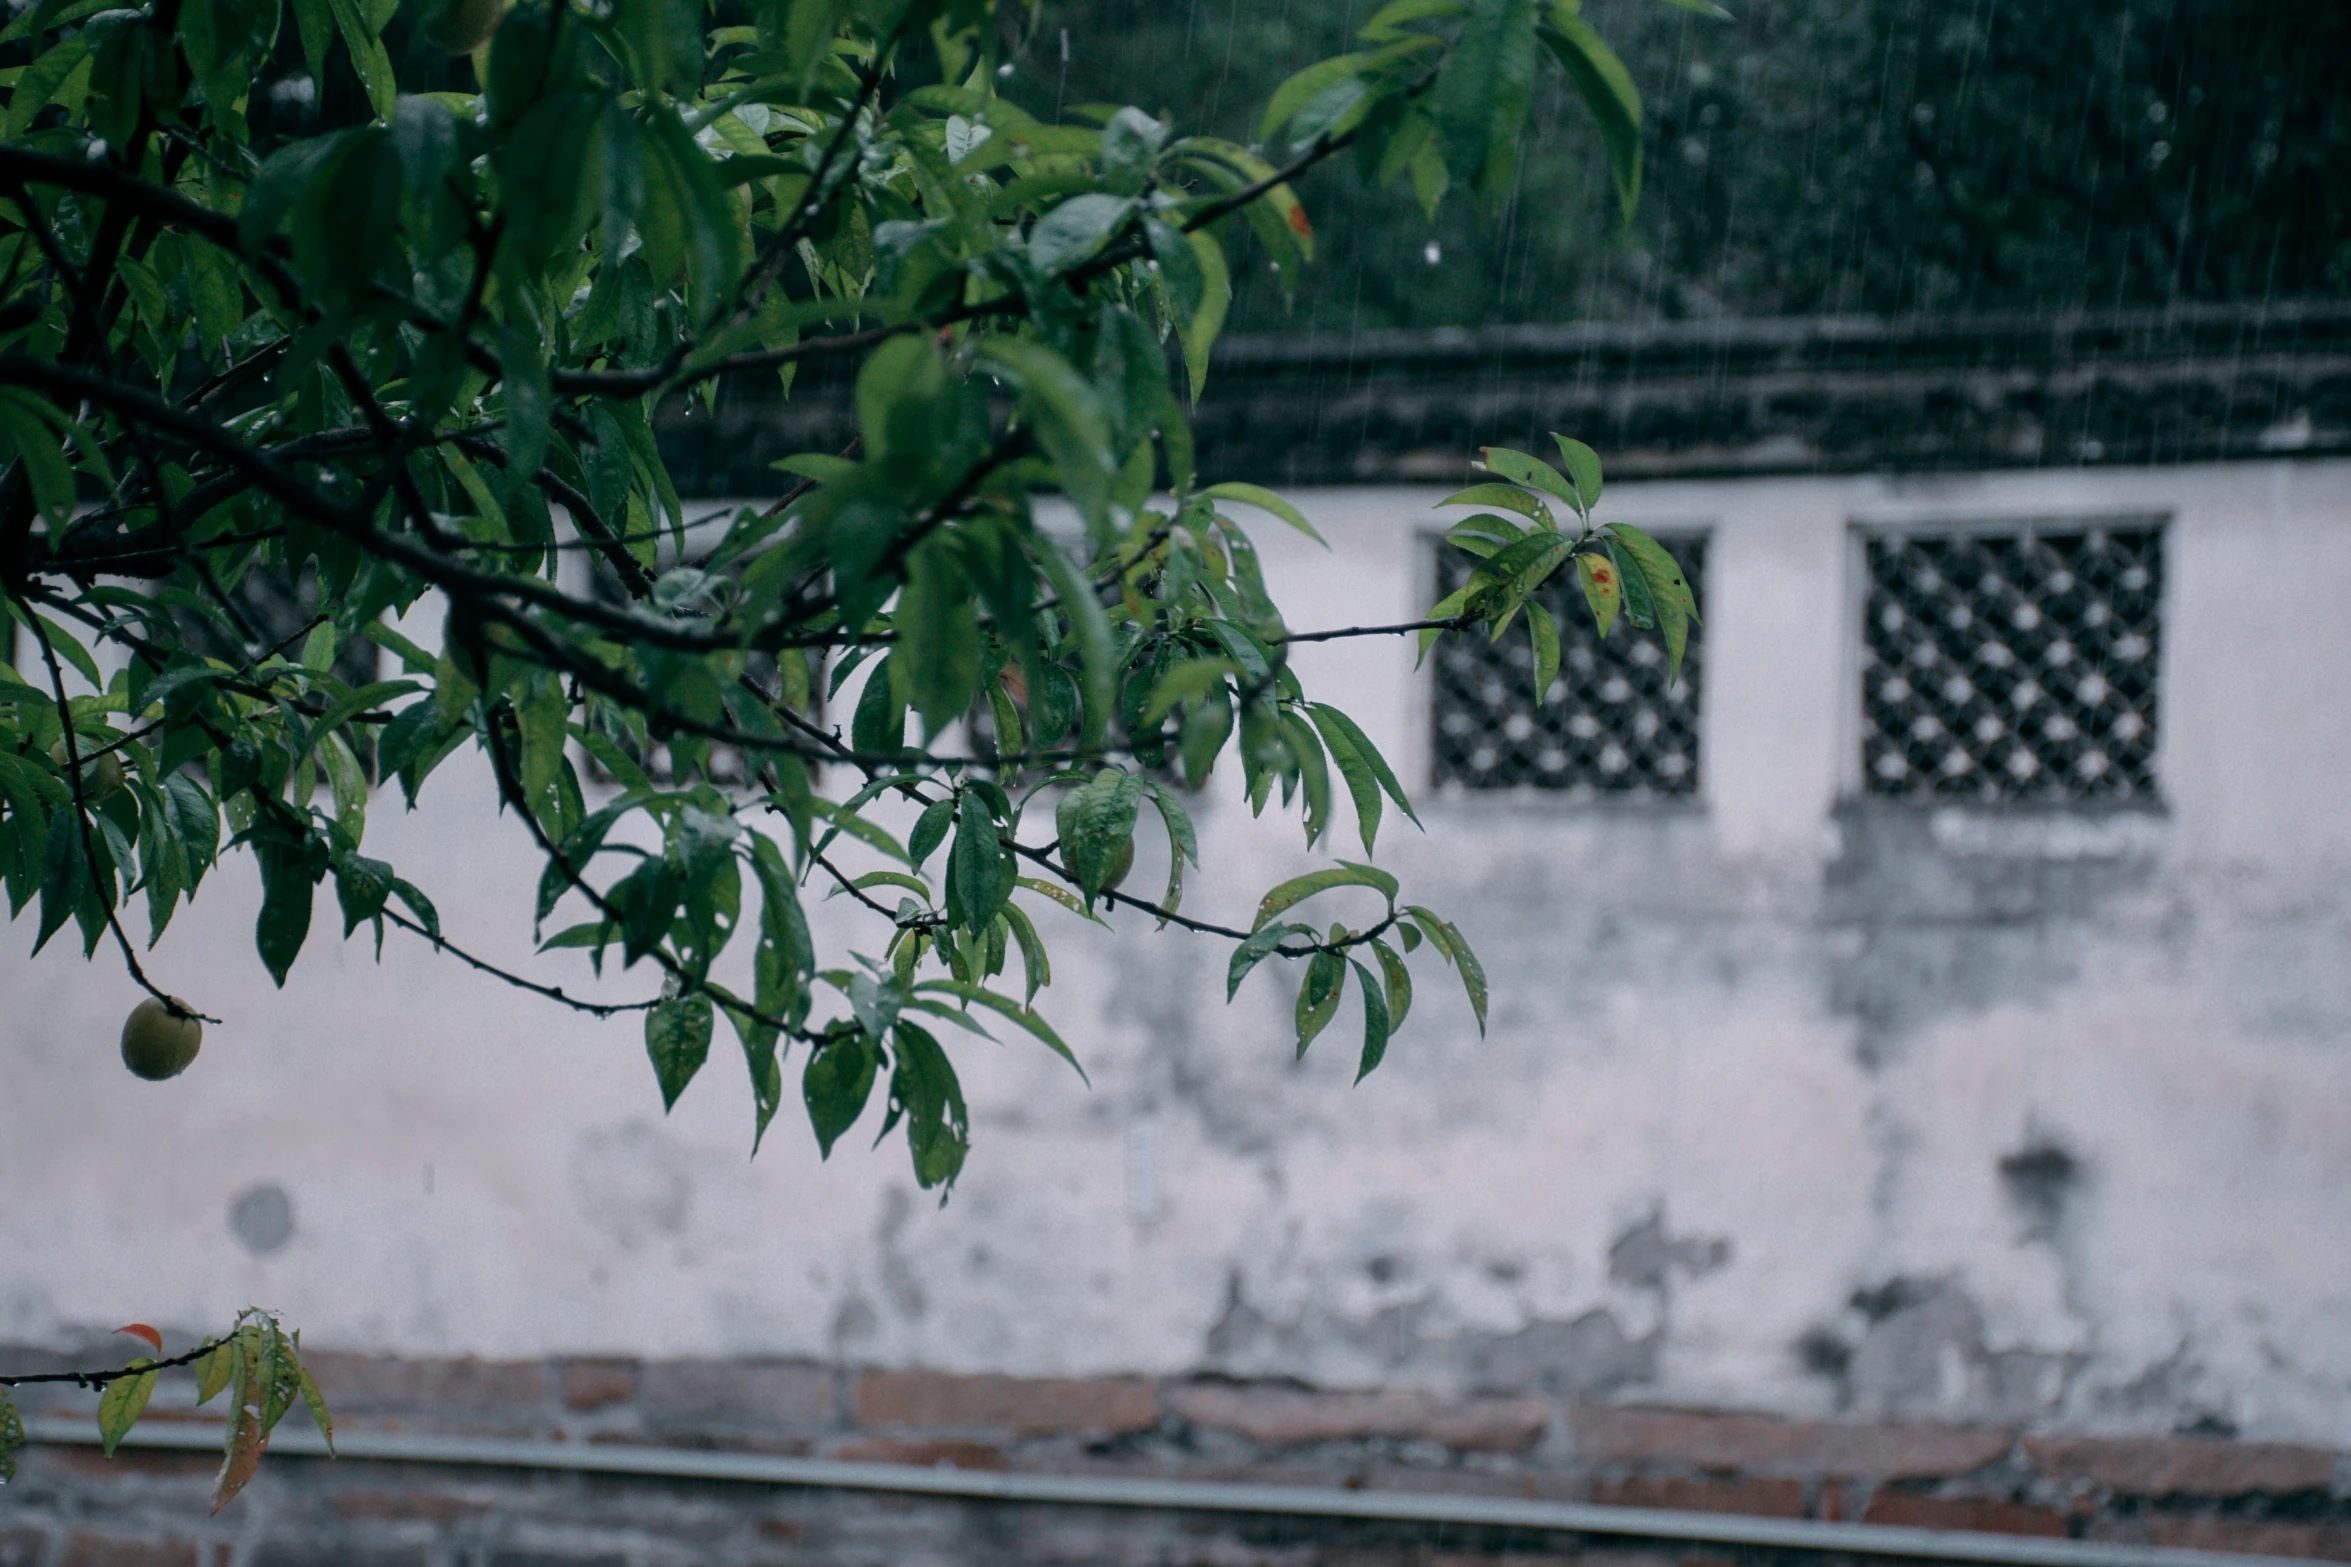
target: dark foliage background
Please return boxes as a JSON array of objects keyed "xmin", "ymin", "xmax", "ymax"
[{"xmin": 1004, "ymin": 0, "xmax": 2350, "ymax": 334}]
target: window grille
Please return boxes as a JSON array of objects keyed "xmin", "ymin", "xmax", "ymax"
[
  {"xmin": 1430, "ymin": 535, "xmax": 1705, "ymax": 797},
  {"xmin": 1859, "ymin": 522, "xmax": 2162, "ymax": 802}
]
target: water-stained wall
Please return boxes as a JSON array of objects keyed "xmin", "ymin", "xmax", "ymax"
[{"xmin": 5, "ymin": 459, "xmax": 2349, "ymax": 1449}]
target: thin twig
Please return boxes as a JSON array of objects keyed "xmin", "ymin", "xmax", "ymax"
[
  {"xmin": 1, "ymin": 1336, "xmax": 217, "ymax": 1390},
  {"xmin": 379, "ymin": 906, "xmax": 659, "ymax": 1020},
  {"xmin": 1275, "ymin": 613, "xmax": 1479, "ymax": 645},
  {"xmin": 5, "ymin": 583, "xmax": 217, "ymax": 1024}
]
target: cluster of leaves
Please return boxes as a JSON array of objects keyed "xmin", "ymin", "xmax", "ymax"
[
  {"xmin": 0, "ymin": 0, "xmax": 1686, "ymax": 1194},
  {"xmin": 0, "ymin": 1311, "xmax": 333, "ymax": 1511},
  {"xmin": 1420, "ymin": 433, "xmax": 1698, "ymax": 701}
]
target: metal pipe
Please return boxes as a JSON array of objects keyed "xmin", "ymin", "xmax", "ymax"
[{"xmin": 23, "ymin": 1418, "xmax": 2310, "ymax": 1567}]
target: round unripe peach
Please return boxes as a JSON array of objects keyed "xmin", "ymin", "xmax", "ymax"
[
  {"xmin": 49, "ymin": 740, "xmax": 125, "ymax": 799},
  {"xmin": 121, "ymin": 998, "xmax": 202, "ymax": 1081},
  {"xmin": 1103, "ymin": 836, "xmax": 1135, "ymax": 893}
]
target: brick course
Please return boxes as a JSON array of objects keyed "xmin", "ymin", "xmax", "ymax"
[
  {"xmin": 298, "ymin": 1353, "xmax": 542, "ymax": 1413},
  {"xmin": 1168, "ymin": 1384, "xmax": 1550, "ymax": 1451},
  {"xmin": 2023, "ymin": 1433, "xmax": 2339, "ymax": 1496},
  {"xmin": 832, "ymin": 1437, "xmax": 1010, "ymax": 1470},
  {"xmin": 638, "ymin": 1359, "xmax": 833, "ymax": 1427},
  {"xmin": 854, "ymin": 1369, "xmax": 1156, "ymax": 1436},
  {"xmin": 1570, "ymin": 1406, "xmax": 2015, "ymax": 1480},
  {"xmin": 1591, "ymin": 1474, "xmax": 1808, "ymax": 1518},
  {"xmin": 1860, "ymin": 1491, "xmax": 2069, "ymax": 1536},
  {"xmin": 9, "ymin": 1351, "xmax": 2351, "ymax": 1563},
  {"xmin": 558, "ymin": 1357, "xmax": 637, "ymax": 1411}
]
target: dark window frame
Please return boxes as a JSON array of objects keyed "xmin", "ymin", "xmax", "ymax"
[
  {"xmin": 1851, "ymin": 515, "xmax": 2166, "ymax": 807},
  {"xmin": 1424, "ymin": 528, "xmax": 1709, "ymax": 803}
]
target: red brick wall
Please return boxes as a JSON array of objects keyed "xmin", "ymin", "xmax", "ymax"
[{"xmin": 4, "ymin": 1352, "xmax": 2346, "ymax": 1564}]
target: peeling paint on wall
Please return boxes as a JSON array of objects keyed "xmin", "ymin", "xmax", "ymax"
[{"xmin": 6, "ymin": 463, "xmax": 2351, "ymax": 1447}]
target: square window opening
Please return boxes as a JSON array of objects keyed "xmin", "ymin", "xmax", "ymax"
[
  {"xmin": 1429, "ymin": 533, "xmax": 1706, "ymax": 798},
  {"xmin": 1858, "ymin": 521, "xmax": 2163, "ymax": 804}
]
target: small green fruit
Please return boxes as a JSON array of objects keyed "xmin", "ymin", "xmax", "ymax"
[
  {"xmin": 49, "ymin": 740, "xmax": 125, "ymax": 800},
  {"xmin": 121, "ymin": 998, "xmax": 203, "ymax": 1081},
  {"xmin": 1103, "ymin": 836, "xmax": 1135, "ymax": 893},
  {"xmin": 423, "ymin": 0, "xmax": 504, "ymax": 53}
]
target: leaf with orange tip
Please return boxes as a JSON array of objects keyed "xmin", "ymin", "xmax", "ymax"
[{"xmin": 114, "ymin": 1323, "xmax": 163, "ymax": 1354}]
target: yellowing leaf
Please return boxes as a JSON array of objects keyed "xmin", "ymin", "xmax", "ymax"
[{"xmin": 98, "ymin": 1360, "xmax": 157, "ymax": 1457}]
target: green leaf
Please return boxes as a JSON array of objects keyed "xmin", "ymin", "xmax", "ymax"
[
  {"xmin": 1016, "ymin": 875, "xmax": 1109, "ymax": 926},
  {"xmin": 1477, "ymin": 445, "xmax": 1575, "ymax": 509},
  {"xmin": 1030, "ymin": 536, "xmax": 1115, "ymax": 747},
  {"xmin": 907, "ymin": 798, "xmax": 956, "ymax": 868},
  {"xmin": 194, "ymin": 1340, "xmax": 233, "ymax": 1405},
  {"xmin": 255, "ymin": 837, "xmax": 320, "ymax": 987},
  {"xmin": 887, "ymin": 1020, "xmax": 969, "ymax": 1189},
  {"xmin": 1438, "ymin": 482, "xmax": 1547, "ymax": 522},
  {"xmin": 1431, "ymin": 0, "xmax": 1539, "ymax": 203},
  {"xmin": 1608, "ymin": 523, "xmax": 1700, "ymax": 684},
  {"xmin": 1253, "ymin": 862, "xmax": 1399, "ymax": 931},
  {"xmin": 803, "ymin": 1028, "xmax": 878, "ymax": 1157},
  {"xmin": 1001, "ymin": 900, "xmax": 1050, "ymax": 1004},
  {"xmin": 1349, "ymin": 956, "xmax": 1392, "ymax": 1081},
  {"xmin": 1406, "ymin": 904, "xmax": 1488, "ymax": 1034},
  {"xmin": 1178, "ymin": 228, "xmax": 1231, "ymax": 402},
  {"xmin": 1549, "ymin": 433, "xmax": 1604, "ymax": 513},
  {"xmin": 389, "ymin": 878, "xmax": 440, "ymax": 940},
  {"xmin": 1360, "ymin": 0, "xmax": 1471, "ymax": 40},
  {"xmin": 1606, "ymin": 535, "xmax": 1656, "ymax": 632},
  {"xmin": 1527, "ymin": 598, "xmax": 1561, "ymax": 703},
  {"xmin": 323, "ymin": 0, "xmax": 396, "ymax": 118},
  {"xmin": 334, "ymin": 852, "xmax": 393, "ymax": 937},
  {"xmin": 1577, "ymin": 549, "xmax": 1623, "ymax": 637},
  {"xmin": 296, "ymin": 1357, "xmax": 335, "ymax": 1454},
  {"xmin": 1142, "ymin": 217, "xmax": 1205, "ymax": 318},
  {"xmin": 949, "ymin": 793, "xmax": 1009, "ymax": 933},
  {"xmin": 1307, "ymin": 704, "xmax": 1383, "ymax": 857},
  {"xmin": 301, "ymin": 681, "xmax": 422, "ymax": 749},
  {"xmin": 98, "ymin": 1360, "xmax": 157, "ymax": 1457},
  {"xmin": 1141, "ymin": 777, "xmax": 1198, "ymax": 921},
  {"xmin": 1229, "ymin": 920, "xmax": 1306, "ymax": 999},
  {"xmin": 1140, "ymin": 657, "xmax": 1239, "ymax": 727},
  {"xmin": 1305, "ymin": 703, "xmax": 1421, "ymax": 829},
  {"xmin": 1539, "ymin": 12, "xmax": 1641, "ymax": 220},
  {"xmin": 914, "ymin": 979, "xmax": 1085, "ymax": 1081},
  {"xmin": 1026, "ymin": 192, "xmax": 1137, "ymax": 274},
  {"xmin": 976, "ymin": 338, "xmax": 1116, "ymax": 534},
  {"xmin": 644, "ymin": 991, "xmax": 713, "ymax": 1111},
  {"xmin": 1294, "ymin": 948, "xmax": 1343, "ymax": 1056},
  {"xmin": 1372, "ymin": 937, "xmax": 1413, "ymax": 1030},
  {"xmin": 850, "ymin": 654, "xmax": 908, "ymax": 756},
  {"xmin": 1282, "ymin": 711, "xmax": 1332, "ymax": 846},
  {"xmin": 1203, "ymin": 482, "xmax": 1325, "ymax": 545},
  {"xmin": 1055, "ymin": 769, "xmax": 1143, "ymax": 906},
  {"xmin": 897, "ymin": 540, "xmax": 983, "ymax": 737},
  {"xmin": 0, "ymin": 1387, "xmax": 19, "ymax": 1483}
]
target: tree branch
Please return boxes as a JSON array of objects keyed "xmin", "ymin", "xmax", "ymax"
[
  {"xmin": 379, "ymin": 905, "xmax": 659, "ymax": 1020},
  {"xmin": 5, "ymin": 582, "xmax": 218, "ymax": 1024},
  {"xmin": 1, "ymin": 1336, "xmax": 217, "ymax": 1390}
]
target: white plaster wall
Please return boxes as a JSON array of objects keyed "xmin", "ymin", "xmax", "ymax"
[{"xmin": 4, "ymin": 459, "xmax": 2349, "ymax": 1445}]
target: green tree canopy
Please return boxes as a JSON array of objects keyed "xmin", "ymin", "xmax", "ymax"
[
  {"xmin": 1030, "ymin": 0, "xmax": 2350, "ymax": 333},
  {"xmin": 0, "ymin": 0, "xmax": 1723, "ymax": 1506}
]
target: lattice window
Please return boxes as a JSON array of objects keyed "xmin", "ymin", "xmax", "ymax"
[
  {"xmin": 1430, "ymin": 535, "xmax": 1705, "ymax": 797},
  {"xmin": 1859, "ymin": 522, "xmax": 2162, "ymax": 802}
]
